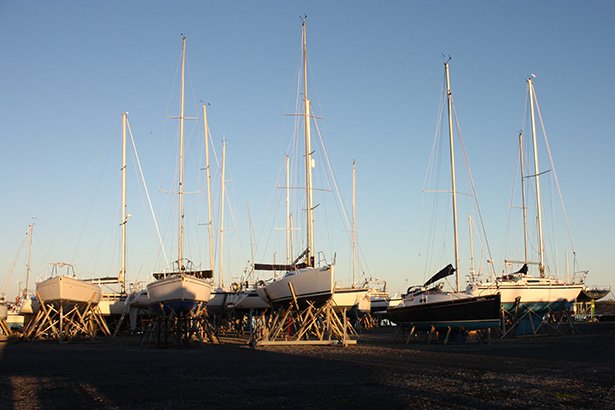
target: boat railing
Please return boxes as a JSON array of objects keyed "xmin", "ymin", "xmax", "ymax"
[{"xmin": 572, "ymin": 270, "xmax": 588, "ymax": 285}]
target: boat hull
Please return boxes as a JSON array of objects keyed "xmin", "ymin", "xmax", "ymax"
[
  {"xmin": 332, "ymin": 287, "xmax": 371, "ymax": 316},
  {"xmin": 98, "ymin": 292, "xmax": 129, "ymax": 316},
  {"xmin": 36, "ymin": 276, "xmax": 102, "ymax": 306},
  {"xmin": 18, "ymin": 296, "xmax": 40, "ymax": 314},
  {"xmin": 578, "ymin": 287, "xmax": 610, "ymax": 302},
  {"xmin": 230, "ymin": 289, "xmax": 270, "ymax": 311},
  {"xmin": 126, "ymin": 289, "xmax": 150, "ymax": 308},
  {"xmin": 206, "ymin": 289, "xmax": 226, "ymax": 315},
  {"xmin": 256, "ymin": 265, "xmax": 334, "ymax": 310},
  {"xmin": 147, "ymin": 274, "xmax": 212, "ymax": 313},
  {"xmin": 387, "ymin": 293, "xmax": 501, "ymax": 331},
  {"xmin": 0, "ymin": 303, "xmax": 6, "ymax": 321},
  {"xmin": 7, "ymin": 312, "xmax": 25, "ymax": 329},
  {"xmin": 467, "ymin": 278, "xmax": 583, "ymax": 314}
]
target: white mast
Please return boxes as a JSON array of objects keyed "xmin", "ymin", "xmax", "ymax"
[
  {"xmin": 445, "ymin": 62, "xmax": 460, "ymax": 292},
  {"xmin": 302, "ymin": 18, "xmax": 314, "ymax": 267},
  {"xmin": 468, "ymin": 214, "xmax": 474, "ymax": 282},
  {"xmin": 178, "ymin": 36, "xmax": 187, "ymax": 270},
  {"xmin": 352, "ymin": 160, "xmax": 357, "ymax": 285},
  {"xmin": 219, "ymin": 140, "xmax": 226, "ymax": 286},
  {"xmin": 248, "ymin": 203, "xmax": 255, "ymax": 280},
  {"xmin": 519, "ymin": 131, "xmax": 529, "ymax": 264},
  {"xmin": 120, "ymin": 112, "xmax": 128, "ymax": 292},
  {"xmin": 25, "ymin": 223, "xmax": 34, "ymax": 295},
  {"xmin": 528, "ymin": 77, "xmax": 545, "ymax": 277},
  {"xmin": 286, "ymin": 155, "xmax": 290, "ymax": 265},
  {"xmin": 203, "ymin": 105, "xmax": 215, "ymax": 277},
  {"xmin": 290, "ymin": 214, "xmax": 295, "ymax": 267}
]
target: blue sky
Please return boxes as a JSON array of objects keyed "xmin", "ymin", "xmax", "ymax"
[{"xmin": 1, "ymin": 1, "xmax": 613, "ymax": 299}]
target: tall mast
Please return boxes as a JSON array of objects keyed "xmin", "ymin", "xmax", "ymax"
[
  {"xmin": 219, "ymin": 140, "xmax": 226, "ymax": 286},
  {"xmin": 352, "ymin": 160, "xmax": 356, "ymax": 285},
  {"xmin": 120, "ymin": 112, "xmax": 128, "ymax": 292},
  {"xmin": 468, "ymin": 215, "xmax": 474, "ymax": 282},
  {"xmin": 286, "ymin": 155, "xmax": 290, "ymax": 265},
  {"xmin": 519, "ymin": 131, "xmax": 529, "ymax": 264},
  {"xmin": 248, "ymin": 203, "xmax": 255, "ymax": 278},
  {"xmin": 203, "ymin": 105, "xmax": 214, "ymax": 276},
  {"xmin": 302, "ymin": 18, "xmax": 314, "ymax": 267},
  {"xmin": 445, "ymin": 62, "xmax": 460, "ymax": 292},
  {"xmin": 527, "ymin": 77, "xmax": 545, "ymax": 277},
  {"xmin": 178, "ymin": 36, "xmax": 186, "ymax": 269},
  {"xmin": 25, "ymin": 223, "xmax": 34, "ymax": 295}
]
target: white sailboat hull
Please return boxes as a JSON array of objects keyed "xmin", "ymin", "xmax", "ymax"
[
  {"xmin": 207, "ymin": 288, "xmax": 230, "ymax": 315},
  {"xmin": 0, "ymin": 303, "xmax": 7, "ymax": 321},
  {"xmin": 209, "ymin": 288, "xmax": 270, "ymax": 313},
  {"xmin": 257, "ymin": 265, "xmax": 334, "ymax": 309},
  {"xmin": 98, "ymin": 292, "xmax": 129, "ymax": 316},
  {"xmin": 230, "ymin": 289, "xmax": 270, "ymax": 311},
  {"xmin": 36, "ymin": 276, "xmax": 102, "ymax": 306},
  {"xmin": 7, "ymin": 312, "xmax": 25, "ymax": 329},
  {"xmin": 18, "ymin": 296, "xmax": 40, "ymax": 314},
  {"xmin": 467, "ymin": 277, "xmax": 583, "ymax": 313},
  {"xmin": 147, "ymin": 274, "xmax": 212, "ymax": 313},
  {"xmin": 332, "ymin": 287, "xmax": 371, "ymax": 313},
  {"xmin": 126, "ymin": 289, "xmax": 150, "ymax": 308}
]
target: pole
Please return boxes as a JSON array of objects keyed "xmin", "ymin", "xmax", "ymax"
[
  {"xmin": 528, "ymin": 77, "xmax": 545, "ymax": 277},
  {"xmin": 445, "ymin": 62, "xmax": 460, "ymax": 291}
]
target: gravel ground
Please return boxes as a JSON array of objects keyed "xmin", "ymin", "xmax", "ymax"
[{"xmin": 0, "ymin": 322, "xmax": 613, "ymax": 410}]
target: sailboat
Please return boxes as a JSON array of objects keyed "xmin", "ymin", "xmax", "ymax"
[
  {"xmin": 255, "ymin": 18, "xmax": 334, "ymax": 310},
  {"xmin": 6, "ymin": 224, "xmax": 41, "ymax": 317},
  {"xmin": 96, "ymin": 112, "xmax": 131, "ymax": 318},
  {"xmin": 332, "ymin": 161, "xmax": 370, "ymax": 317},
  {"xmin": 387, "ymin": 62, "xmax": 501, "ymax": 331},
  {"xmin": 146, "ymin": 36, "xmax": 213, "ymax": 313},
  {"xmin": 466, "ymin": 76, "xmax": 583, "ymax": 313},
  {"xmin": 363, "ymin": 278, "xmax": 402, "ymax": 315},
  {"xmin": 36, "ymin": 262, "xmax": 102, "ymax": 307}
]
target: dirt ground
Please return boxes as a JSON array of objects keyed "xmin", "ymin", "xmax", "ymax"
[{"xmin": 0, "ymin": 321, "xmax": 613, "ymax": 410}]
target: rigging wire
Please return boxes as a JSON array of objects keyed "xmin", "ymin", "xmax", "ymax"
[
  {"xmin": 533, "ymin": 91, "xmax": 579, "ymax": 269},
  {"xmin": 127, "ymin": 119, "xmax": 169, "ymax": 269}
]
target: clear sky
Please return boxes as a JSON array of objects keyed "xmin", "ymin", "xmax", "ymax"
[{"xmin": 1, "ymin": 1, "xmax": 613, "ymax": 300}]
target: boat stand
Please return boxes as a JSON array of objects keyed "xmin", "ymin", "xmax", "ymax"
[
  {"xmin": 0, "ymin": 319, "xmax": 10, "ymax": 337},
  {"xmin": 393, "ymin": 325, "xmax": 492, "ymax": 345},
  {"xmin": 357, "ymin": 311, "xmax": 376, "ymax": 329},
  {"xmin": 249, "ymin": 299, "xmax": 357, "ymax": 347},
  {"xmin": 140, "ymin": 303, "xmax": 219, "ymax": 347},
  {"xmin": 213, "ymin": 308, "xmax": 249, "ymax": 338},
  {"xmin": 22, "ymin": 292, "xmax": 111, "ymax": 342},
  {"xmin": 500, "ymin": 298, "xmax": 578, "ymax": 338}
]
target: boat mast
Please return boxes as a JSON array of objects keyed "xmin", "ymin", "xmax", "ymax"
[
  {"xmin": 519, "ymin": 131, "xmax": 529, "ymax": 264},
  {"xmin": 284, "ymin": 155, "xmax": 291, "ymax": 265},
  {"xmin": 203, "ymin": 105, "xmax": 215, "ymax": 276},
  {"xmin": 178, "ymin": 36, "xmax": 186, "ymax": 270},
  {"xmin": 527, "ymin": 77, "xmax": 545, "ymax": 277},
  {"xmin": 468, "ymin": 215, "xmax": 474, "ymax": 282},
  {"xmin": 302, "ymin": 18, "xmax": 314, "ymax": 267},
  {"xmin": 445, "ymin": 62, "xmax": 460, "ymax": 292},
  {"xmin": 352, "ymin": 160, "xmax": 356, "ymax": 285},
  {"xmin": 120, "ymin": 113, "xmax": 128, "ymax": 292},
  {"xmin": 219, "ymin": 140, "xmax": 226, "ymax": 286},
  {"xmin": 25, "ymin": 223, "xmax": 34, "ymax": 295}
]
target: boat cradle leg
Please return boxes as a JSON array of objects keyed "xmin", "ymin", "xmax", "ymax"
[
  {"xmin": 443, "ymin": 326, "xmax": 452, "ymax": 345},
  {"xmin": 392, "ymin": 325, "xmax": 401, "ymax": 342},
  {"xmin": 427, "ymin": 326, "xmax": 436, "ymax": 344},
  {"xmin": 405, "ymin": 325, "xmax": 415, "ymax": 344}
]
